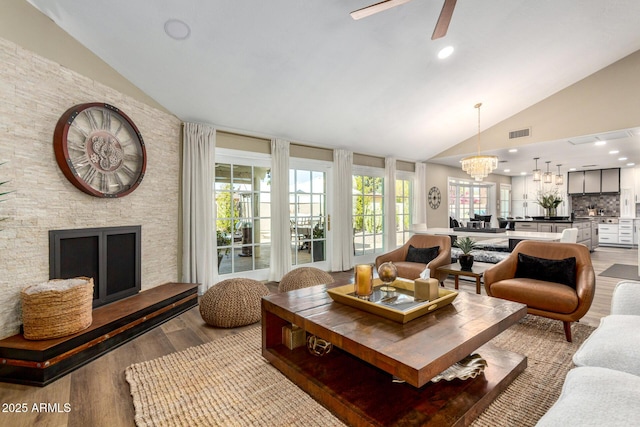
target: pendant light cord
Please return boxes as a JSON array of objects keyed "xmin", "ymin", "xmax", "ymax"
[{"xmin": 475, "ymin": 102, "xmax": 482, "ymax": 155}]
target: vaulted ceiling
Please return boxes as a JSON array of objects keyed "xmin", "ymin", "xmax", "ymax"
[{"xmin": 26, "ymin": 0, "xmax": 640, "ymax": 164}]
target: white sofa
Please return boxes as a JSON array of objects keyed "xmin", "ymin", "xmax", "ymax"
[{"xmin": 536, "ymin": 280, "xmax": 640, "ymax": 426}]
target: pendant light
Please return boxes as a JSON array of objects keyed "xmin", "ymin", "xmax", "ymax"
[
  {"xmin": 555, "ymin": 164, "xmax": 563, "ymax": 186},
  {"xmin": 460, "ymin": 103, "xmax": 498, "ymax": 181},
  {"xmin": 543, "ymin": 161, "xmax": 553, "ymax": 184},
  {"xmin": 532, "ymin": 157, "xmax": 541, "ymax": 182}
]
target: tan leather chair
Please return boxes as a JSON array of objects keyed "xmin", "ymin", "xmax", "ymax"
[
  {"xmin": 484, "ymin": 240, "xmax": 595, "ymax": 342},
  {"xmin": 375, "ymin": 234, "xmax": 451, "ymax": 284}
]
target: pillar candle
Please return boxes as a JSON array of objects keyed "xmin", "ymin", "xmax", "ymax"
[{"xmin": 354, "ymin": 264, "xmax": 373, "ymax": 298}]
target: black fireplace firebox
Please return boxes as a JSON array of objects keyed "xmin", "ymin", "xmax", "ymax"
[{"xmin": 49, "ymin": 226, "xmax": 141, "ymax": 308}]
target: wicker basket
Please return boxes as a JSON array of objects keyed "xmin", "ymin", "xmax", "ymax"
[{"xmin": 21, "ymin": 277, "xmax": 94, "ymax": 340}]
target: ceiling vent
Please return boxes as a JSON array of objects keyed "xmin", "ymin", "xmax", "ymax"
[
  {"xmin": 569, "ymin": 130, "xmax": 633, "ymax": 145},
  {"xmin": 508, "ymin": 128, "xmax": 531, "ymax": 139},
  {"xmin": 568, "ymin": 136, "xmax": 599, "ymax": 145}
]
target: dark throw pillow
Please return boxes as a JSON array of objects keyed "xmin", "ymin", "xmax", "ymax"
[
  {"xmin": 515, "ymin": 253, "xmax": 577, "ymax": 289},
  {"xmin": 406, "ymin": 245, "xmax": 440, "ymax": 265}
]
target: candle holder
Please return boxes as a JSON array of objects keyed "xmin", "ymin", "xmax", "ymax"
[{"xmin": 354, "ymin": 264, "xmax": 374, "ymax": 300}]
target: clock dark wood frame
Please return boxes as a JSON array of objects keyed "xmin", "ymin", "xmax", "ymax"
[{"xmin": 53, "ymin": 102, "xmax": 147, "ymax": 198}]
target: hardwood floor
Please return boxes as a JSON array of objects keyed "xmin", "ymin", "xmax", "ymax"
[{"xmin": 0, "ymin": 247, "xmax": 636, "ymax": 427}]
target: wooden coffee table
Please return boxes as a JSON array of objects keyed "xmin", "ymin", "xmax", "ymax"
[
  {"xmin": 262, "ymin": 282, "xmax": 527, "ymax": 427},
  {"xmin": 437, "ymin": 261, "xmax": 494, "ymax": 294}
]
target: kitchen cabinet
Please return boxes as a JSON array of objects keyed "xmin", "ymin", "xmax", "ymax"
[
  {"xmin": 568, "ymin": 171, "xmax": 584, "ymax": 195},
  {"xmin": 511, "ymin": 175, "xmax": 542, "ymax": 217},
  {"xmin": 538, "ymin": 223, "xmax": 572, "ymax": 233},
  {"xmin": 584, "ymin": 170, "xmax": 601, "ymax": 193},
  {"xmin": 618, "ymin": 219, "xmax": 635, "ymax": 246},
  {"xmin": 568, "ymin": 168, "xmax": 620, "ymax": 194},
  {"xmin": 620, "ymin": 167, "xmax": 636, "ymax": 217},
  {"xmin": 621, "ymin": 188, "xmax": 634, "ymax": 218},
  {"xmin": 601, "ymin": 168, "xmax": 620, "ymax": 193},
  {"xmin": 598, "ymin": 224, "xmax": 619, "ymax": 245}
]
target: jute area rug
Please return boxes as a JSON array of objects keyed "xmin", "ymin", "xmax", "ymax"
[{"xmin": 125, "ymin": 315, "xmax": 594, "ymax": 427}]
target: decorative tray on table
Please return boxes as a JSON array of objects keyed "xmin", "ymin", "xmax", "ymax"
[{"xmin": 326, "ymin": 278, "xmax": 458, "ymax": 323}]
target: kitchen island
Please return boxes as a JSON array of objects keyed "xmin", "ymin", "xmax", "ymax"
[{"xmin": 511, "ymin": 218, "xmax": 597, "ymax": 250}]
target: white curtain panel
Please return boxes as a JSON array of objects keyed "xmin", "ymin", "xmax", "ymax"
[
  {"xmin": 384, "ymin": 157, "xmax": 397, "ymax": 251},
  {"xmin": 269, "ymin": 138, "xmax": 292, "ymax": 281},
  {"xmin": 181, "ymin": 122, "xmax": 216, "ymax": 294},
  {"xmin": 331, "ymin": 149, "xmax": 354, "ymax": 271},
  {"xmin": 413, "ymin": 162, "xmax": 428, "ymax": 227}
]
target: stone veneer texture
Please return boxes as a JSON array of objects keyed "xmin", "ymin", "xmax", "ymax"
[{"xmin": 0, "ymin": 37, "xmax": 182, "ymax": 339}]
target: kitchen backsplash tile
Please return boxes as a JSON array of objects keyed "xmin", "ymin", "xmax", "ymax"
[{"xmin": 570, "ymin": 194, "xmax": 620, "ymax": 216}]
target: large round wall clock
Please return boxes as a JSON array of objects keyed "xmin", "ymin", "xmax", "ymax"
[
  {"xmin": 53, "ymin": 103, "xmax": 146, "ymax": 198},
  {"xmin": 428, "ymin": 186, "xmax": 441, "ymax": 209}
]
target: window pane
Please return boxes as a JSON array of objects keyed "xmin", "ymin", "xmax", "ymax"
[
  {"xmin": 290, "ymin": 167, "xmax": 327, "ymax": 266},
  {"xmin": 215, "ymin": 162, "xmax": 270, "ymax": 274},
  {"xmin": 352, "ymin": 173, "xmax": 385, "ymax": 255}
]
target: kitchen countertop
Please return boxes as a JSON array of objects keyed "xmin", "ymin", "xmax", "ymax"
[{"xmin": 510, "ymin": 218, "xmax": 590, "ymax": 223}]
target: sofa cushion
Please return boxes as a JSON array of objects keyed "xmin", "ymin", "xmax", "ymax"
[
  {"xmin": 535, "ymin": 366, "xmax": 640, "ymax": 427},
  {"xmin": 406, "ymin": 245, "xmax": 439, "ymax": 264},
  {"xmin": 515, "ymin": 253, "xmax": 577, "ymax": 289},
  {"xmin": 573, "ymin": 315, "xmax": 640, "ymax": 376},
  {"xmin": 489, "ymin": 278, "xmax": 579, "ymax": 313}
]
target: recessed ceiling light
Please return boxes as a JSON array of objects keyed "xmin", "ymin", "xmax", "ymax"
[
  {"xmin": 595, "ymin": 141, "xmax": 606, "ymax": 146},
  {"xmin": 609, "ymin": 150, "xmax": 619, "ymax": 154},
  {"xmin": 619, "ymin": 157, "xmax": 628, "ymax": 161},
  {"xmin": 627, "ymin": 163, "xmax": 635, "ymax": 166},
  {"xmin": 504, "ymin": 169, "xmax": 510, "ymax": 173},
  {"xmin": 569, "ymin": 167, "xmax": 577, "ymax": 171},
  {"xmin": 520, "ymin": 172, "xmax": 527, "ymax": 175},
  {"xmin": 164, "ymin": 19, "xmax": 191, "ymax": 40},
  {"xmin": 508, "ymin": 149, "xmax": 518, "ymax": 153},
  {"xmin": 437, "ymin": 46, "xmax": 454, "ymax": 59}
]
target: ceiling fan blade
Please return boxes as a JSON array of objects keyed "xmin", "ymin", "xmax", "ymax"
[
  {"xmin": 350, "ymin": 0, "xmax": 415, "ymax": 20},
  {"xmin": 431, "ymin": 0, "xmax": 457, "ymax": 39}
]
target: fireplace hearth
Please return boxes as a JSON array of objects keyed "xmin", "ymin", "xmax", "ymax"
[{"xmin": 49, "ymin": 226, "xmax": 141, "ymax": 308}]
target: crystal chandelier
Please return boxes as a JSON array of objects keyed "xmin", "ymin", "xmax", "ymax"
[{"xmin": 460, "ymin": 103, "xmax": 498, "ymax": 181}]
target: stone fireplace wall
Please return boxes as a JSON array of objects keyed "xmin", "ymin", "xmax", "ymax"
[{"xmin": 0, "ymin": 37, "xmax": 182, "ymax": 339}]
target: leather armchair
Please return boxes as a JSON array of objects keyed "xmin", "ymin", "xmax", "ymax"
[
  {"xmin": 484, "ymin": 240, "xmax": 595, "ymax": 342},
  {"xmin": 375, "ymin": 234, "xmax": 451, "ymax": 284}
]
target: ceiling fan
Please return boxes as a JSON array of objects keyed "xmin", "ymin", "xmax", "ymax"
[{"xmin": 350, "ymin": 0, "xmax": 457, "ymax": 40}]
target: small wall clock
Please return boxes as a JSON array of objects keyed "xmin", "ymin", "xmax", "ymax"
[
  {"xmin": 53, "ymin": 103, "xmax": 146, "ymax": 198},
  {"xmin": 428, "ymin": 186, "xmax": 441, "ymax": 209}
]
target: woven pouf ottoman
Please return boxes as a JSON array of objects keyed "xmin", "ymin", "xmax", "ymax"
[
  {"xmin": 21, "ymin": 277, "xmax": 94, "ymax": 340},
  {"xmin": 278, "ymin": 267, "xmax": 333, "ymax": 293},
  {"xmin": 199, "ymin": 278, "xmax": 269, "ymax": 328}
]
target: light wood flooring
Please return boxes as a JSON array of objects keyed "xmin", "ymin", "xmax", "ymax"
[{"xmin": 0, "ymin": 246, "xmax": 636, "ymax": 427}]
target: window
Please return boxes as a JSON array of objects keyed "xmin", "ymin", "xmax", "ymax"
[
  {"xmin": 395, "ymin": 178, "xmax": 412, "ymax": 246},
  {"xmin": 448, "ymin": 179, "xmax": 494, "ymax": 223},
  {"xmin": 353, "ymin": 173, "xmax": 384, "ymax": 256},
  {"xmin": 290, "ymin": 168, "xmax": 327, "ymax": 265},
  {"xmin": 500, "ymin": 184, "xmax": 512, "ymax": 218},
  {"xmin": 215, "ymin": 162, "xmax": 271, "ymax": 274}
]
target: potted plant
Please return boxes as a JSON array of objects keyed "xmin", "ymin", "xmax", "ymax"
[
  {"xmin": 456, "ymin": 236, "xmax": 477, "ymax": 271},
  {"xmin": 216, "ymin": 230, "xmax": 231, "ymax": 268},
  {"xmin": 536, "ymin": 190, "xmax": 563, "ymax": 218},
  {"xmin": 312, "ymin": 223, "xmax": 325, "ymax": 262}
]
